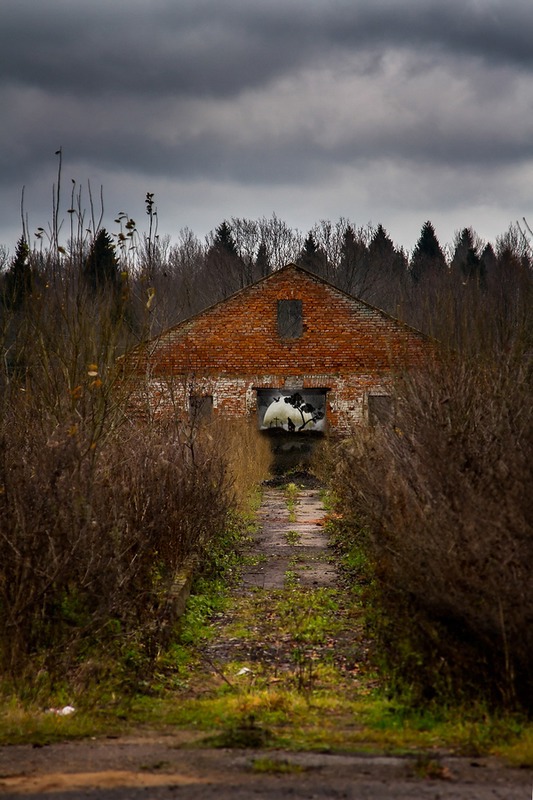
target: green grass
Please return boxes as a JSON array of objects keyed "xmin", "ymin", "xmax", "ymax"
[
  {"xmin": 284, "ymin": 569, "xmax": 300, "ymax": 588},
  {"xmin": 284, "ymin": 529, "xmax": 301, "ymax": 545},
  {"xmin": 3, "ymin": 679, "xmax": 530, "ymax": 764},
  {"xmin": 284, "ymin": 482, "xmax": 299, "ymax": 522},
  {"xmin": 250, "ymin": 757, "xmax": 306, "ymax": 774}
]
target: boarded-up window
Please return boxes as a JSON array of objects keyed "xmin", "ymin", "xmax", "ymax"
[
  {"xmin": 189, "ymin": 394, "xmax": 213, "ymax": 422},
  {"xmin": 277, "ymin": 299, "xmax": 303, "ymax": 339},
  {"xmin": 368, "ymin": 395, "xmax": 393, "ymax": 426}
]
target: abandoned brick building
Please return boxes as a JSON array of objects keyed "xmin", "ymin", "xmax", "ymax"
[{"xmin": 123, "ymin": 263, "xmax": 429, "ymax": 437}]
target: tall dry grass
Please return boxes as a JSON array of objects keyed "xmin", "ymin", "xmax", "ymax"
[{"xmin": 215, "ymin": 419, "xmax": 272, "ymax": 509}]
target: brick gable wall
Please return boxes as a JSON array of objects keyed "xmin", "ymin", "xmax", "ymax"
[{"xmin": 123, "ymin": 265, "xmax": 430, "ymax": 433}]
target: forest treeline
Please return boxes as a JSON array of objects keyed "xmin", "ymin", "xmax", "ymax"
[
  {"xmin": 1, "ymin": 202, "xmax": 532, "ymax": 356},
  {"xmin": 0, "ymin": 195, "xmax": 532, "ymax": 713}
]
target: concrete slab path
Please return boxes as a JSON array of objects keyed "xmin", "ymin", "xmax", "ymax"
[{"xmin": 241, "ymin": 486, "xmax": 337, "ymax": 590}]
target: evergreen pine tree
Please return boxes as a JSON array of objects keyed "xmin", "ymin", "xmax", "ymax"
[
  {"xmin": 368, "ymin": 224, "xmax": 406, "ymax": 279},
  {"xmin": 3, "ymin": 237, "xmax": 33, "ymax": 310},
  {"xmin": 213, "ymin": 220, "xmax": 239, "ymax": 258},
  {"xmin": 298, "ymin": 232, "xmax": 328, "ymax": 277},
  {"xmin": 83, "ymin": 229, "xmax": 120, "ymax": 293},
  {"xmin": 480, "ymin": 242, "xmax": 498, "ymax": 278},
  {"xmin": 255, "ymin": 240, "xmax": 270, "ymax": 278},
  {"xmin": 338, "ymin": 225, "xmax": 368, "ymax": 295},
  {"xmin": 451, "ymin": 228, "xmax": 485, "ymax": 284},
  {"xmin": 299, "ymin": 232, "xmax": 318, "ymax": 264},
  {"xmin": 410, "ymin": 221, "xmax": 447, "ymax": 283},
  {"xmin": 339, "ymin": 225, "xmax": 357, "ymax": 272},
  {"xmin": 368, "ymin": 224, "xmax": 395, "ymax": 263},
  {"xmin": 206, "ymin": 220, "xmax": 244, "ymax": 295}
]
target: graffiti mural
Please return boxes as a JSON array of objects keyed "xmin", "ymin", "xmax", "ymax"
[{"xmin": 257, "ymin": 390, "xmax": 326, "ymax": 432}]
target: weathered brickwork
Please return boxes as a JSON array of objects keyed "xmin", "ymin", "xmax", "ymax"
[{"xmin": 123, "ymin": 264, "xmax": 430, "ymax": 434}]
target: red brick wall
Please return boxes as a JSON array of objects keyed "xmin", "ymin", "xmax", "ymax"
[{"xmin": 124, "ymin": 265, "xmax": 430, "ymax": 433}]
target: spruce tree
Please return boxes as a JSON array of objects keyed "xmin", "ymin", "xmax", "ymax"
[
  {"xmin": 83, "ymin": 229, "xmax": 120, "ymax": 293},
  {"xmin": 212, "ymin": 220, "xmax": 239, "ymax": 258},
  {"xmin": 255, "ymin": 240, "xmax": 270, "ymax": 278},
  {"xmin": 368, "ymin": 224, "xmax": 395, "ymax": 263},
  {"xmin": 480, "ymin": 243, "xmax": 498, "ymax": 278},
  {"xmin": 206, "ymin": 220, "xmax": 244, "ymax": 295},
  {"xmin": 3, "ymin": 237, "xmax": 33, "ymax": 310},
  {"xmin": 298, "ymin": 232, "xmax": 327, "ymax": 277},
  {"xmin": 410, "ymin": 221, "xmax": 447, "ymax": 283},
  {"xmin": 338, "ymin": 225, "xmax": 368, "ymax": 294},
  {"xmin": 451, "ymin": 227, "xmax": 484, "ymax": 284},
  {"xmin": 368, "ymin": 224, "xmax": 406, "ymax": 279},
  {"xmin": 339, "ymin": 225, "xmax": 358, "ymax": 273}
]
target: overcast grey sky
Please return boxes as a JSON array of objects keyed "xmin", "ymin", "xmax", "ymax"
[{"xmin": 2, "ymin": 0, "xmax": 533, "ymax": 256}]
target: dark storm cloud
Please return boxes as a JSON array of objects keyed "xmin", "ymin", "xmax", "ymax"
[
  {"xmin": 1, "ymin": 0, "xmax": 533, "ymax": 250},
  {"xmin": 1, "ymin": 0, "xmax": 314, "ymax": 98},
  {"xmin": 2, "ymin": 0, "xmax": 532, "ymax": 99}
]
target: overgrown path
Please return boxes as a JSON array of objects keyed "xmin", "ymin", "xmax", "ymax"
[
  {"xmin": 1, "ymin": 481, "xmax": 531, "ymax": 798},
  {"xmin": 195, "ymin": 477, "xmax": 370, "ymax": 694}
]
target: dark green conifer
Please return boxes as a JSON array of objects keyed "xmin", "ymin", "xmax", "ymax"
[
  {"xmin": 206, "ymin": 220, "xmax": 244, "ymax": 295},
  {"xmin": 3, "ymin": 237, "xmax": 33, "ymax": 310},
  {"xmin": 83, "ymin": 229, "xmax": 120, "ymax": 293},
  {"xmin": 369, "ymin": 224, "xmax": 406, "ymax": 279},
  {"xmin": 255, "ymin": 240, "xmax": 270, "ymax": 278},
  {"xmin": 410, "ymin": 221, "xmax": 447, "ymax": 283},
  {"xmin": 338, "ymin": 225, "xmax": 368, "ymax": 294},
  {"xmin": 298, "ymin": 231, "xmax": 328, "ymax": 277},
  {"xmin": 212, "ymin": 220, "xmax": 239, "ymax": 258}
]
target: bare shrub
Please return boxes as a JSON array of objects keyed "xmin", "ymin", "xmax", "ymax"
[
  {"xmin": 0, "ymin": 401, "xmax": 231, "ymax": 682},
  {"xmin": 0, "ymin": 230, "xmax": 267, "ymax": 688},
  {"xmin": 334, "ymin": 353, "xmax": 533, "ymax": 712}
]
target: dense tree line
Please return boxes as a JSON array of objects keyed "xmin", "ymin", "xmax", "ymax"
[{"xmin": 1, "ymin": 210, "xmax": 531, "ymax": 358}]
